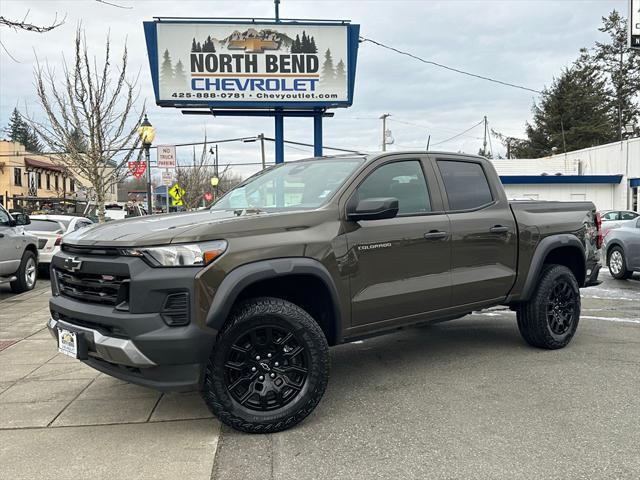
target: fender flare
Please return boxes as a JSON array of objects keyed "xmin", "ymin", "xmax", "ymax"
[
  {"xmin": 515, "ymin": 234, "xmax": 586, "ymax": 302},
  {"xmin": 205, "ymin": 257, "xmax": 343, "ymax": 343}
]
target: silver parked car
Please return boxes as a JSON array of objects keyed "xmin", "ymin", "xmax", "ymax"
[
  {"xmin": 0, "ymin": 204, "xmax": 39, "ymax": 292},
  {"xmin": 605, "ymin": 217, "xmax": 640, "ymax": 279}
]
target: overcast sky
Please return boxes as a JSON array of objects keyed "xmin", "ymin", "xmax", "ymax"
[{"xmin": 0, "ymin": 0, "xmax": 628, "ymax": 178}]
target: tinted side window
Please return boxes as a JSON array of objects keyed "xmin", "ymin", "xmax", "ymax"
[
  {"xmin": 356, "ymin": 161, "xmax": 431, "ymax": 215},
  {"xmin": 620, "ymin": 211, "xmax": 638, "ymax": 220},
  {"xmin": 601, "ymin": 211, "xmax": 619, "ymax": 221},
  {"xmin": 437, "ymin": 160, "xmax": 493, "ymax": 211}
]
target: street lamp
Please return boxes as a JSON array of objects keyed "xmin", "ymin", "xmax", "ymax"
[{"xmin": 138, "ymin": 115, "xmax": 155, "ymax": 214}]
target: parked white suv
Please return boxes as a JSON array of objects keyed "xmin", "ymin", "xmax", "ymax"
[
  {"xmin": 27, "ymin": 215, "xmax": 93, "ymax": 268},
  {"xmin": 0, "ymin": 204, "xmax": 39, "ymax": 292}
]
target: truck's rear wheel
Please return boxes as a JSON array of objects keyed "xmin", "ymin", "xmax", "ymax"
[
  {"xmin": 516, "ymin": 264, "xmax": 580, "ymax": 349},
  {"xmin": 10, "ymin": 251, "xmax": 37, "ymax": 293},
  {"xmin": 202, "ymin": 297, "xmax": 330, "ymax": 433}
]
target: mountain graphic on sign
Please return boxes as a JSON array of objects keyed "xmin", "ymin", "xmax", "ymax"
[{"xmin": 190, "ymin": 29, "xmax": 317, "ymax": 54}]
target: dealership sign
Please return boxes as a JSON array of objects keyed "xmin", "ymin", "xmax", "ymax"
[
  {"xmin": 143, "ymin": 20, "xmax": 360, "ymax": 109},
  {"xmin": 631, "ymin": 0, "xmax": 640, "ymax": 49}
]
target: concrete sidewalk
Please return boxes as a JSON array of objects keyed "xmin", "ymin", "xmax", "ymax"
[{"xmin": 0, "ymin": 281, "xmax": 221, "ymax": 480}]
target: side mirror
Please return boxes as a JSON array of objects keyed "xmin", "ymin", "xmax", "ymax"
[
  {"xmin": 347, "ymin": 197, "xmax": 399, "ymax": 222},
  {"xmin": 13, "ymin": 213, "xmax": 31, "ymax": 226}
]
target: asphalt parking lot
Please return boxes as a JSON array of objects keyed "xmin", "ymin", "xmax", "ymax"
[{"xmin": 1, "ymin": 271, "xmax": 639, "ymax": 480}]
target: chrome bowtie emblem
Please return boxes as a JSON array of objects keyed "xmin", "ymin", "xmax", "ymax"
[
  {"xmin": 64, "ymin": 257, "xmax": 82, "ymax": 272},
  {"xmin": 259, "ymin": 362, "xmax": 271, "ymax": 371}
]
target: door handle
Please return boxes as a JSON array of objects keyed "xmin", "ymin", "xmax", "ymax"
[
  {"xmin": 490, "ymin": 225, "xmax": 509, "ymax": 234},
  {"xmin": 0, "ymin": 233, "xmax": 4, "ymax": 238},
  {"xmin": 424, "ymin": 230, "xmax": 448, "ymax": 240}
]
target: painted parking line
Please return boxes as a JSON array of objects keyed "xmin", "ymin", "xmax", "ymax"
[{"xmin": 580, "ymin": 315, "xmax": 640, "ymax": 325}]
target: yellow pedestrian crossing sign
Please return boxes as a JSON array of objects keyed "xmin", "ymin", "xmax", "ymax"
[
  {"xmin": 169, "ymin": 183, "xmax": 185, "ymax": 201},
  {"xmin": 172, "ymin": 198, "xmax": 184, "ymax": 206}
]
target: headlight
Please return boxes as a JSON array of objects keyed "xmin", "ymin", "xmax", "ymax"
[{"xmin": 121, "ymin": 240, "xmax": 227, "ymax": 267}]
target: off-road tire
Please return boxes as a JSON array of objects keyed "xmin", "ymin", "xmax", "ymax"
[
  {"xmin": 10, "ymin": 250, "xmax": 37, "ymax": 293},
  {"xmin": 516, "ymin": 264, "xmax": 580, "ymax": 350},
  {"xmin": 607, "ymin": 246, "xmax": 632, "ymax": 280},
  {"xmin": 202, "ymin": 297, "xmax": 330, "ymax": 434}
]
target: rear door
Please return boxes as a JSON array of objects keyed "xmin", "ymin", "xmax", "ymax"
[
  {"xmin": 344, "ymin": 156, "xmax": 452, "ymax": 328},
  {"xmin": 432, "ymin": 156, "xmax": 518, "ymax": 306}
]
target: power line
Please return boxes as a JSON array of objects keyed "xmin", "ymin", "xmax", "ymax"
[
  {"xmin": 430, "ymin": 119, "xmax": 485, "ymax": 147},
  {"xmin": 359, "ymin": 36, "xmax": 543, "ymax": 95}
]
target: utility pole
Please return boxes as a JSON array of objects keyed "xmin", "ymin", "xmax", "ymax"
[
  {"xmin": 214, "ymin": 144, "xmax": 219, "ymax": 200},
  {"xmin": 483, "ymin": 115, "xmax": 488, "ymax": 157},
  {"xmin": 258, "ymin": 133, "xmax": 266, "ymax": 170},
  {"xmin": 380, "ymin": 113, "xmax": 390, "ymax": 151}
]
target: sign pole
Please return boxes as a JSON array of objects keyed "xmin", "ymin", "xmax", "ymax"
[
  {"xmin": 145, "ymin": 144, "xmax": 153, "ymax": 214},
  {"xmin": 275, "ymin": 110, "xmax": 284, "ymax": 164},
  {"xmin": 313, "ymin": 111, "xmax": 323, "ymax": 157},
  {"xmin": 165, "ymin": 168, "xmax": 169, "ymax": 213}
]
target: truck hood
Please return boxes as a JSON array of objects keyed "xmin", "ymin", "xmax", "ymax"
[{"xmin": 62, "ymin": 209, "xmax": 333, "ymax": 247}]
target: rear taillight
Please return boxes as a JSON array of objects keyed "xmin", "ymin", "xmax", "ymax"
[
  {"xmin": 54, "ymin": 235, "xmax": 62, "ymax": 246},
  {"xmin": 595, "ymin": 212, "xmax": 603, "ymax": 249}
]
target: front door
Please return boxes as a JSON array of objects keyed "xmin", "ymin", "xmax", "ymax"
[{"xmin": 345, "ymin": 158, "xmax": 451, "ymax": 327}]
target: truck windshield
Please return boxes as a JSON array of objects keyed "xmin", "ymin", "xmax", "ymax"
[{"xmin": 211, "ymin": 158, "xmax": 363, "ymax": 212}]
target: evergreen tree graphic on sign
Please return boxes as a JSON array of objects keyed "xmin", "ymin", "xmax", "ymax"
[
  {"xmin": 160, "ymin": 49, "xmax": 174, "ymax": 84},
  {"xmin": 321, "ymin": 49, "xmax": 335, "ymax": 84},
  {"xmin": 174, "ymin": 60, "xmax": 187, "ymax": 86},
  {"xmin": 335, "ymin": 59, "xmax": 346, "ymax": 84}
]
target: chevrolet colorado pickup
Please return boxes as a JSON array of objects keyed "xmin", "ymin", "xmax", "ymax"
[
  {"xmin": 1, "ymin": 203, "xmax": 38, "ymax": 293},
  {"xmin": 48, "ymin": 152, "xmax": 602, "ymax": 433}
]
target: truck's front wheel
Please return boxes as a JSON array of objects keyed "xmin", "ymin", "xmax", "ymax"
[
  {"xmin": 516, "ymin": 264, "xmax": 580, "ymax": 349},
  {"xmin": 202, "ymin": 297, "xmax": 330, "ymax": 433}
]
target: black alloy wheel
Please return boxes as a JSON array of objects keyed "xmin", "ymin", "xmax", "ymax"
[
  {"xmin": 516, "ymin": 264, "xmax": 581, "ymax": 349},
  {"xmin": 202, "ymin": 297, "xmax": 330, "ymax": 433},
  {"xmin": 546, "ymin": 279, "xmax": 577, "ymax": 335},
  {"xmin": 224, "ymin": 325, "xmax": 310, "ymax": 413}
]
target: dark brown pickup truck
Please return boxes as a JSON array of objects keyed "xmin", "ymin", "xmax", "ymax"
[{"xmin": 48, "ymin": 152, "xmax": 602, "ymax": 433}]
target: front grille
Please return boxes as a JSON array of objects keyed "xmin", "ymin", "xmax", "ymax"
[
  {"xmin": 38, "ymin": 238, "xmax": 47, "ymax": 249},
  {"xmin": 55, "ymin": 268, "xmax": 129, "ymax": 306}
]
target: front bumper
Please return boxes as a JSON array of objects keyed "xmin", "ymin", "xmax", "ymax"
[{"xmin": 48, "ymin": 248, "xmax": 219, "ymax": 392}]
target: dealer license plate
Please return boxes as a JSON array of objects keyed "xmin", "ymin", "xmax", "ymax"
[{"xmin": 57, "ymin": 328, "xmax": 78, "ymax": 358}]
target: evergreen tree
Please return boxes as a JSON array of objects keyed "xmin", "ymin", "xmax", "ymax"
[
  {"xmin": 174, "ymin": 60, "xmax": 187, "ymax": 85},
  {"xmin": 335, "ymin": 59, "xmax": 346, "ymax": 83},
  {"xmin": 191, "ymin": 38, "xmax": 200, "ymax": 52},
  {"xmin": 513, "ymin": 62, "xmax": 614, "ymax": 158},
  {"xmin": 301, "ymin": 31, "xmax": 309, "ymax": 53},
  {"xmin": 321, "ymin": 49, "xmax": 335, "ymax": 83},
  {"xmin": 292, "ymin": 34, "xmax": 301, "ymax": 53},
  {"xmin": 309, "ymin": 36, "xmax": 317, "ymax": 53},
  {"xmin": 6, "ymin": 108, "xmax": 42, "ymax": 153},
  {"xmin": 202, "ymin": 35, "xmax": 216, "ymax": 52},
  {"xmin": 591, "ymin": 10, "xmax": 640, "ymax": 139},
  {"xmin": 160, "ymin": 49, "xmax": 174, "ymax": 85}
]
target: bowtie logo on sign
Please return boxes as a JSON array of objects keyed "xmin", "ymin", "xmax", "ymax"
[{"xmin": 128, "ymin": 161, "xmax": 147, "ymax": 179}]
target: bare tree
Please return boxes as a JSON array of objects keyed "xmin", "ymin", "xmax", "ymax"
[
  {"xmin": 30, "ymin": 27, "xmax": 144, "ymax": 223},
  {"xmin": 175, "ymin": 139, "xmax": 243, "ymax": 210},
  {"xmin": 176, "ymin": 141, "xmax": 215, "ymax": 211},
  {"xmin": 0, "ymin": 11, "xmax": 65, "ymax": 33}
]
